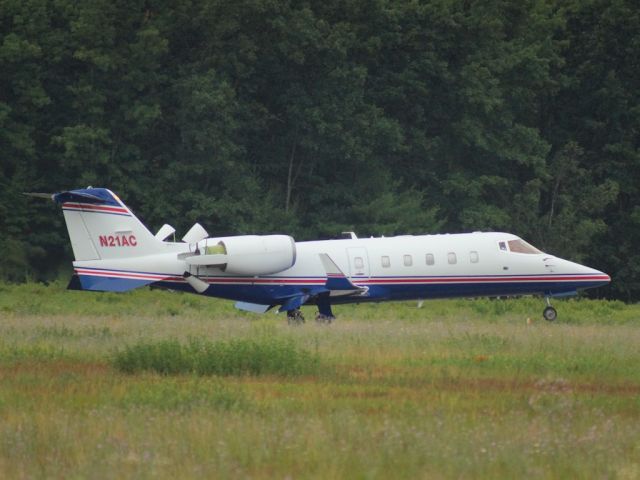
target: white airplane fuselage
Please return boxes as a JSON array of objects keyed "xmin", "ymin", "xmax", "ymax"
[
  {"xmin": 53, "ymin": 188, "xmax": 610, "ymax": 321},
  {"xmin": 74, "ymin": 233, "xmax": 608, "ymax": 303}
]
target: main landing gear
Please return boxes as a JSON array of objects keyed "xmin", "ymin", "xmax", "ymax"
[
  {"xmin": 286, "ymin": 299, "xmax": 337, "ymax": 326},
  {"xmin": 287, "ymin": 308, "xmax": 305, "ymax": 325},
  {"xmin": 286, "ymin": 308, "xmax": 336, "ymax": 325},
  {"xmin": 543, "ymin": 297, "xmax": 558, "ymax": 322},
  {"xmin": 315, "ymin": 295, "xmax": 335, "ymax": 324},
  {"xmin": 315, "ymin": 313, "xmax": 335, "ymax": 324}
]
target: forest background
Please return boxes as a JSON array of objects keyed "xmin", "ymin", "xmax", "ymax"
[{"xmin": 1, "ymin": 0, "xmax": 638, "ymax": 300}]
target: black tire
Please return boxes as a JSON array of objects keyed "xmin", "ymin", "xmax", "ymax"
[
  {"xmin": 287, "ymin": 310, "xmax": 305, "ymax": 325},
  {"xmin": 543, "ymin": 306, "xmax": 557, "ymax": 322},
  {"xmin": 315, "ymin": 314, "xmax": 335, "ymax": 324}
]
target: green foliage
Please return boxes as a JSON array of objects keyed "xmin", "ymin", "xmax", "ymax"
[
  {"xmin": 0, "ymin": 0, "xmax": 638, "ymax": 298},
  {"xmin": 113, "ymin": 336, "xmax": 320, "ymax": 377},
  {"xmin": 0, "ymin": 342, "xmax": 70, "ymax": 363},
  {"xmin": 0, "ymin": 238, "xmax": 29, "ymax": 281},
  {"xmin": 116, "ymin": 380, "xmax": 250, "ymax": 411}
]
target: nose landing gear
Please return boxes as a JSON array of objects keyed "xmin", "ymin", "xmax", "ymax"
[{"xmin": 543, "ymin": 297, "xmax": 557, "ymax": 322}]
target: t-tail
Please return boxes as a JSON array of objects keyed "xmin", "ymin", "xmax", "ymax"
[
  {"xmin": 51, "ymin": 188, "xmax": 168, "ymax": 292},
  {"xmin": 54, "ymin": 188, "xmax": 163, "ymax": 261}
]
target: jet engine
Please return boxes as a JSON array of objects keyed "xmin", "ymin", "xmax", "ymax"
[{"xmin": 184, "ymin": 235, "xmax": 297, "ymax": 275}]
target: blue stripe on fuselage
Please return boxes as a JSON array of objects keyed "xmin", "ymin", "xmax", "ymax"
[
  {"xmin": 153, "ymin": 278, "xmax": 606, "ymax": 304},
  {"xmin": 75, "ymin": 267, "xmax": 608, "ymax": 302}
]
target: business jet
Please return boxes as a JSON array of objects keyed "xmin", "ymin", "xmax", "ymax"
[{"xmin": 31, "ymin": 188, "xmax": 610, "ymax": 323}]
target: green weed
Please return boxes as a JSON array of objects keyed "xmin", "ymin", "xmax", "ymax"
[
  {"xmin": 0, "ymin": 342, "xmax": 71, "ymax": 363},
  {"xmin": 113, "ymin": 336, "xmax": 320, "ymax": 377},
  {"xmin": 117, "ymin": 379, "xmax": 251, "ymax": 411},
  {"xmin": 1, "ymin": 281, "xmax": 638, "ymax": 325}
]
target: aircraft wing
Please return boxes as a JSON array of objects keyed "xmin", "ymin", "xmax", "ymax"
[
  {"xmin": 277, "ymin": 294, "xmax": 311, "ymax": 313},
  {"xmin": 318, "ymin": 253, "xmax": 368, "ymax": 297},
  {"xmin": 235, "ymin": 301, "xmax": 273, "ymax": 314}
]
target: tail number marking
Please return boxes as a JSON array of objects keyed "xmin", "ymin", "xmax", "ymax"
[{"xmin": 99, "ymin": 235, "xmax": 138, "ymax": 247}]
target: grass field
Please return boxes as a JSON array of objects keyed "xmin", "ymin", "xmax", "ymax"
[{"xmin": 1, "ymin": 282, "xmax": 639, "ymax": 478}]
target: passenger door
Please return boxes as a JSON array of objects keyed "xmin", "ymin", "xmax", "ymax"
[{"xmin": 346, "ymin": 247, "xmax": 370, "ymax": 279}]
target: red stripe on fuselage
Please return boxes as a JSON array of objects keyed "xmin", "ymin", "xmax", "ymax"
[
  {"xmin": 206, "ymin": 277, "xmax": 325, "ymax": 284},
  {"xmin": 363, "ymin": 275, "xmax": 609, "ymax": 284},
  {"xmin": 63, "ymin": 202, "xmax": 129, "ymax": 214},
  {"xmin": 75, "ymin": 269, "xmax": 181, "ymax": 281},
  {"xmin": 74, "ymin": 267, "xmax": 607, "ymax": 286}
]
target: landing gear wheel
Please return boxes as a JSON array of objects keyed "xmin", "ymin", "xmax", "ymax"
[
  {"xmin": 315, "ymin": 313, "xmax": 335, "ymax": 324},
  {"xmin": 543, "ymin": 306, "xmax": 557, "ymax": 322},
  {"xmin": 287, "ymin": 309, "xmax": 305, "ymax": 325}
]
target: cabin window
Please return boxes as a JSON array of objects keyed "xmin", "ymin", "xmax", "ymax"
[
  {"xmin": 470, "ymin": 251, "xmax": 479, "ymax": 263},
  {"xmin": 354, "ymin": 257, "xmax": 364, "ymax": 269},
  {"xmin": 381, "ymin": 256, "xmax": 390, "ymax": 268},
  {"xmin": 448, "ymin": 252, "xmax": 457, "ymax": 264},
  {"xmin": 426, "ymin": 253, "xmax": 435, "ymax": 266},
  {"xmin": 508, "ymin": 239, "xmax": 542, "ymax": 254},
  {"xmin": 403, "ymin": 255, "xmax": 412, "ymax": 267}
]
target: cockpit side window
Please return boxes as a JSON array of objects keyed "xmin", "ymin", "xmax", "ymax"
[
  {"xmin": 507, "ymin": 239, "xmax": 542, "ymax": 254},
  {"xmin": 498, "ymin": 241, "xmax": 507, "ymax": 251}
]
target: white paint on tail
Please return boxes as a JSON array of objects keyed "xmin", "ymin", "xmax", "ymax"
[{"xmin": 60, "ymin": 189, "xmax": 164, "ymax": 261}]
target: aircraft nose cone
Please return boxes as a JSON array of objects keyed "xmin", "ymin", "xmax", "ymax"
[
  {"xmin": 593, "ymin": 270, "xmax": 611, "ymax": 286},
  {"xmin": 584, "ymin": 266, "xmax": 610, "ymax": 287},
  {"xmin": 558, "ymin": 259, "xmax": 611, "ymax": 289}
]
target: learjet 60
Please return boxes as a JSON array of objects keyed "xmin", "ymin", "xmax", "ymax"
[{"xmin": 40, "ymin": 188, "xmax": 610, "ymax": 323}]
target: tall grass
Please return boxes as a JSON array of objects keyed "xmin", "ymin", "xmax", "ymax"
[
  {"xmin": 1, "ymin": 283, "xmax": 640, "ymax": 478},
  {"xmin": 113, "ymin": 336, "xmax": 319, "ymax": 377},
  {"xmin": 0, "ymin": 281, "xmax": 636, "ymax": 324}
]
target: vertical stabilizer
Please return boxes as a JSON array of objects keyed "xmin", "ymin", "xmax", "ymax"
[
  {"xmin": 54, "ymin": 188, "xmax": 164, "ymax": 260},
  {"xmin": 62, "ymin": 209, "xmax": 100, "ymax": 260}
]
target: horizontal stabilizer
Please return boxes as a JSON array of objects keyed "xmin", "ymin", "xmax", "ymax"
[
  {"xmin": 23, "ymin": 192, "xmax": 55, "ymax": 201},
  {"xmin": 318, "ymin": 253, "xmax": 368, "ymax": 296},
  {"xmin": 235, "ymin": 302, "xmax": 273, "ymax": 314},
  {"xmin": 52, "ymin": 191, "xmax": 109, "ymax": 204}
]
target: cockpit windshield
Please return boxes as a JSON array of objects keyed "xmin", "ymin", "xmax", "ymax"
[{"xmin": 507, "ymin": 239, "xmax": 542, "ymax": 254}]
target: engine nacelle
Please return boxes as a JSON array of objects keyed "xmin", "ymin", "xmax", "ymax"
[{"xmin": 204, "ymin": 235, "xmax": 296, "ymax": 275}]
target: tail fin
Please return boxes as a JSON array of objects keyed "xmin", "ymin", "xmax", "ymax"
[{"xmin": 54, "ymin": 188, "xmax": 164, "ymax": 261}]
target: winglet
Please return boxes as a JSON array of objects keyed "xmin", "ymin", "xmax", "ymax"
[
  {"xmin": 318, "ymin": 253, "xmax": 368, "ymax": 295},
  {"xmin": 319, "ymin": 253, "xmax": 345, "ymax": 277}
]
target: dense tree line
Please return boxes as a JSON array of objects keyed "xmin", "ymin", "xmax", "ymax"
[{"xmin": 1, "ymin": 0, "xmax": 638, "ymax": 299}]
